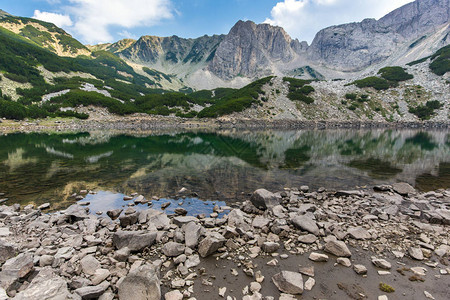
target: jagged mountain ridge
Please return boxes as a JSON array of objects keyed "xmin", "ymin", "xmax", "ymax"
[{"xmin": 99, "ymin": 0, "xmax": 449, "ymax": 89}]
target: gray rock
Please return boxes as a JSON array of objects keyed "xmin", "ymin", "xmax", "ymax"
[
  {"xmin": 392, "ymin": 182, "xmax": 415, "ymax": 196},
  {"xmin": 262, "ymin": 242, "xmax": 280, "ymax": 253},
  {"xmin": 435, "ymin": 209, "xmax": 450, "ymax": 225},
  {"xmin": 75, "ymin": 282, "xmax": 108, "ymax": 299},
  {"xmin": 0, "ymin": 253, "xmax": 34, "ymax": 290},
  {"xmin": 106, "ymin": 209, "xmax": 123, "ymax": 220},
  {"xmin": 324, "ymin": 240, "xmax": 351, "ymax": 257},
  {"xmin": 198, "ymin": 232, "xmax": 226, "ymax": 257},
  {"xmin": 353, "ymin": 264, "xmax": 367, "ymax": 275},
  {"xmin": 272, "ymin": 271, "xmax": 304, "ymax": 295},
  {"xmin": 371, "ymin": 258, "xmax": 391, "ymax": 269},
  {"xmin": 112, "ymin": 231, "xmax": 157, "ymax": 252},
  {"xmin": 290, "ymin": 215, "xmax": 319, "ymax": 235},
  {"xmin": 250, "ymin": 189, "xmax": 279, "ymax": 210},
  {"xmin": 0, "ymin": 240, "xmax": 16, "ymax": 264},
  {"xmin": 337, "ymin": 257, "xmax": 351, "ymax": 267},
  {"xmin": 64, "ymin": 204, "xmax": 89, "ymax": 222},
  {"xmin": 164, "ymin": 290, "xmax": 183, "ymax": 300},
  {"xmin": 91, "ymin": 269, "xmax": 110, "ymax": 286},
  {"xmin": 162, "ymin": 242, "xmax": 185, "ymax": 257},
  {"xmin": 118, "ymin": 264, "xmax": 160, "ymax": 300},
  {"xmin": 347, "ymin": 227, "xmax": 371, "ymax": 240},
  {"xmin": 252, "ymin": 216, "xmax": 270, "ymax": 228},
  {"xmin": 39, "ymin": 255, "xmax": 54, "ymax": 267},
  {"xmin": 304, "ymin": 277, "xmax": 315, "ymax": 291},
  {"xmin": 184, "ymin": 222, "xmax": 204, "ymax": 249},
  {"xmin": 308, "ymin": 252, "xmax": 328, "ymax": 262},
  {"xmin": 80, "ymin": 255, "xmax": 100, "ymax": 276},
  {"xmin": 408, "ymin": 247, "xmax": 424, "ymax": 260},
  {"xmin": 12, "ymin": 267, "xmax": 71, "ymax": 300},
  {"xmin": 119, "ymin": 212, "xmax": 139, "ymax": 227},
  {"xmin": 114, "ymin": 247, "xmax": 131, "ymax": 262},
  {"xmin": 298, "ymin": 234, "xmax": 317, "ymax": 244},
  {"xmin": 173, "ymin": 216, "xmax": 198, "ymax": 227},
  {"xmin": 185, "ymin": 254, "xmax": 201, "ymax": 269}
]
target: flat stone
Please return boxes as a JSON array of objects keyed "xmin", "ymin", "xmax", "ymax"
[
  {"xmin": 272, "ymin": 271, "xmax": 303, "ymax": 295},
  {"xmin": 298, "ymin": 234, "xmax": 317, "ymax": 244},
  {"xmin": 347, "ymin": 227, "xmax": 371, "ymax": 240},
  {"xmin": 353, "ymin": 264, "xmax": 367, "ymax": 275},
  {"xmin": 173, "ymin": 216, "xmax": 198, "ymax": 227},
  {"xmin": 114, "ymin": 247, "xmax": 131, "ymax": 262},
  {"xmin": 371, "ymin": 258, "xmax": 391, "ymax": 270},
  {"xmin": 262, "ymin": 242, "xmax": 280, "ymax": 253},
  {"xmin": 290, "ymin": 215, "xmax": 319, "ymax": 235},
  {"xmin": 0, "ymin": 240, "xmax": 16, "ymax": 264},
  {"xmin": 80, "ymin": 255, "xmax": 101, "ymax": 276},
  {"xmin": 75, "ymin": 282, "xmax": 108, "ymax": 299},
  {"xmin": 164, "ymin": 290, "xmax": 183, "ymax": 300},
  {"xmin": 408, "ymin": 247, "xmax": 424, "ymax": 260},
  {"xmin": 337, "ymin": 257, "xmax": 351, "ymax": 267},
  {"xmin": 252, "ymin": 216, "xmax": 270, "ymax": 228},
  {"xmin": 12, "ymin": 267, "xmax": 71, "ymax": 300},
  {"xmin": 119, "ymin": 212, "xmax": 139, "ymax": 227},
  {"xmin": 112, "ymin": 231, "xmax": 157, "ymax": 252},
  {"xmin": 304, "ymin": 277, "xmax": 315, "ymax": 291},
  {"xmin": 118, "ymin": 264, "xmax": 160, "ymax": 300},
  {"xmin": 91, "ymin": 269, "xmax": 110, "ymax": 285},
  {"xmin": 324, "ymin": 240, "xmax": 351, "ymax": 257},
  {"xmin": 298, "ymin": 266, "xmax": 314, "ymax": 277},
  {"xmin": 392, "ymin": 182, "xmax": 415, "ymax": 196},
  {"xmin": 308, "ymin": 252, "xmax": 328, "ymax": 262}
]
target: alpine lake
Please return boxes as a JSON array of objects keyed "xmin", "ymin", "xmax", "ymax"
[{"xmin": 0, "ymin": 128, "xmax": 448, "ymax": 215}]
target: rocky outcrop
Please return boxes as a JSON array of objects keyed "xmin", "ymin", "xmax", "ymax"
[
  {"xmin": 307, "ymin": 0, "xmax": 450, "ymax": 71},
  {"xmin": 208, "ymin": 20, "xmax": 305, "ymax": 79}
]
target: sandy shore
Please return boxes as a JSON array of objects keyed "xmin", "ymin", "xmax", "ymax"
[{"xmin": 0, "ymin": 183, "xmax": 448, "ymax": 299}]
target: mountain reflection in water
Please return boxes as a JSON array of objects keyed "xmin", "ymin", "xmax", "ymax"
[{"xmin": 0, "ymin": 129, "xmax": 448, "ymax": 209}]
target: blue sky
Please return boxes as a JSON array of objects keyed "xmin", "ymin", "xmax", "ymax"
[{"xmin": 0, "ymin": 0, "xmax": 413, "ymax": 44}]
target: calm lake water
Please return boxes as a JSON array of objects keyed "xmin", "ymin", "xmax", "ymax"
[{"xmin": 0, "ymin": 129, "xmax": 448, "ymax": 210}]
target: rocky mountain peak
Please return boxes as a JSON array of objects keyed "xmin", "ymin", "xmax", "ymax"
[{"xmin": 208, "ymin": 20, "xmax": 303, "ymax": 80}]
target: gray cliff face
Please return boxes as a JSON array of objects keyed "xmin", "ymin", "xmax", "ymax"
[
  {"xmin": 119, "ymin": 34, "xmax": 225, "ymax": 65},
  {"xmin": 308, "ymin": 0, "xmax": 450, "ymax": 71},
  {"xmin": 208, "ymin": 20, "xmax": 305, "ymax": 80}
]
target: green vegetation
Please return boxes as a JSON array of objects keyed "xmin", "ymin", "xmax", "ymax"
[
  {"xmin": 142, "ymin": 67, "xmax": 173, "ymax": 83},
  {"xmin": 20, "ymin": 25, "xmax": 54, "ymax": 47},
  {"xmin": 409, "ymin": 100, "xmax": 443, "ymax": 120},
  {"xmin": 283, "ymin": 77, "xmax": 315, "ymax": 104},
  {"xmin": 345, "ymin": 93, "xmax": 357, "ymax": 100},
  {"xmin": 378, "ymin": 66, "xmax": 413, "ymax": 82},
  {"xmin": 56, "ymin": 34, "xmax": 87, "ymax": 53},
  {"xmin": 407, "ymin": 45, "xmax": 450, "ymax": 75},
  {"xmin": 379, "ymin": 283, "xmax": 395, "ymax": 293},
  {"xmin": 352, "ymin": 76, "xmax": 394, "ymax": 90},
  {"xmin": 429, "ymin": 45, "xmax": 450, "ymax": 76},
  {"xmin": 197, "ymin": 77, "xmax": 273, "ymax": 118}
]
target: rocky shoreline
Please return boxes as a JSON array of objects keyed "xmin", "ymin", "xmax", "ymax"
[
  {"xmin": 0, "ymin": 183, "xmax": 449, "ymax": 299},
  {"xmin": 0, "ymin": 116, "xmax": 449, "ymax": 133}
]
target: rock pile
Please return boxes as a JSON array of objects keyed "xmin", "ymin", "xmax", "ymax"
[{"xmin": 0, "ymin": 183, "xmax": 448, "ymax": 299}]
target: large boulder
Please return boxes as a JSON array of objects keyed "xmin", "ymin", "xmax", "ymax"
[
  {"xmin": 184, "ymin": 222, "xmax": 204, "ymax": 249},
  {"xmin": 118, "ymin": 264, "xmax": 160, "ymax": 300},
  {"xmin": 64, "ymin": 205, "xmax": 89, "ymax": 222},
  {"xmin": 324, "ymin": 240, "xmax": 351, "ymax": 257},
  {"xmin": 290, "ymin": 215, "xmax": 319, "ymax": 236},
  {"xmin": 272, "ymin": 271, "xmax": 303, "ymax": 295},
  {"xmin": 392, "ymin": 182, "xmax": 415, "ymax": 196},
  {"xmin": 250, "ymin": 189, "xmax": 279, "ymax": 210},
  {"xmin": 0, "ymin": 253, "xmax": 34, "ymax": 291},
  {"xmin": 198, "ymin": 232, "xmax": 226, "ymax": 257},
  {"xmin": 119, "ymin": 212, "xmax": 139, "ymax": 227},
  {"xmin": 112, "ymin": 231, "xmax": 157, "ymax": 252},
  {"xmin": 12, "ymin": 267, "xmax": 71, "ymax": 300}
]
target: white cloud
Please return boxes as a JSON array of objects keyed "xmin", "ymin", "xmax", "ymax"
[
  {"xmin": 34, "ymin": 0, "xmax": 174, "ymax": 44},
  {"xmin": 265, "ymin": 0, "xmax": 414, "ymax": 43},
  {"xmin": 67, "ymin": 0, "xmax": 174, "ymax": 44},
  {"xmin": 33, "ymin": 10, "xmax": 73, "ymax": 27}
]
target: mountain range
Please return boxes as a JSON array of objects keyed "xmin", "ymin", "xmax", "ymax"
[{"xmin": 0, "ymin": 0, "xmax": 448, "ymax": 123}]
